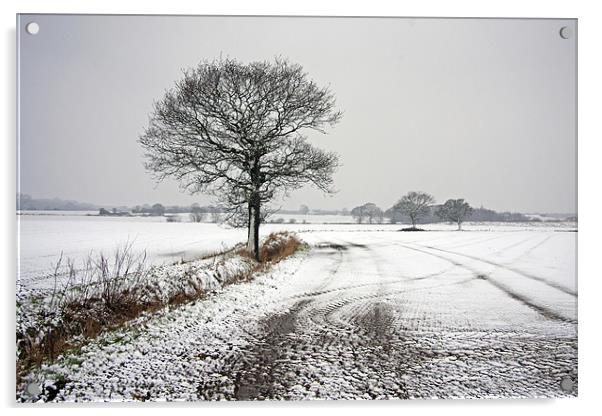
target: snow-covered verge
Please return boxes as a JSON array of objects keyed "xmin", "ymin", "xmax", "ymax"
[
  {"xmin": 16, "ymin": 232, "xmax": 303, "ymax": 392},
  {"xmin": 16, "ymin": 250, "xmax": 309, "ymax": 402}
]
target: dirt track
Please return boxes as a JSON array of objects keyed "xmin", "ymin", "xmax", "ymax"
[{"xmin": 197, "ymin": 233, "xmax": 577, "ymax": 399}]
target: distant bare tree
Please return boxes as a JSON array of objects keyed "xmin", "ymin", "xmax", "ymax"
[
  {"xmin": 384, "ymin": 207, "xmax": 403, "ymax": 224},
  {"xmin": 139, "ymin": 58, "xmax": 342, "ymax": 260},
  {"xmin": 374, "ymin": 207, "xmax": 384, "ymax": 224},
  {"xmin": 151, "ymin": 203, "xmax": 165, "ymax": 216},
  {"xmin": 351, "ymin": 203, "xmax": 383, "ymax": 224},
  {"xmin": 436, "ymin": 199, "xmax": 473, "ymax": 230},
  {"xmin": 351, "ymin": 205, "xmax": 366, "ymax": 224},
  {"xmin": 364, "ymin": 203, "xmax": 383, "ymax": 224},
  {"xmin": 210, "ymin": 211, "xmax": 223, "ymax": 224},
  {"xmin": 189, "ymin": 203, "xmax": 205, "ymax": 223},
  {"xmin": 393, "ymin": 191, "xmax": 435, "ymax": 228},
  {"xmin": 201, "ymin": 206, "xmax": 223, "ymax": 224},
  {"xmin": 299, "ymin": 204, "xmax": 310, "ymax": 215}
]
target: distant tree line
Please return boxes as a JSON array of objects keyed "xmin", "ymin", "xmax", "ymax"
[
  {"xmin": 17, "ymin": 194, "xmax": 98, "ymax": 211},
  {"xmin": 350, "ymin": 191, "xmax": 544, "ymax": 230},
  {"xmin": 127, "ymin": 203, "xmax": 225, "ymax": 222},
  {"xmin": 94, "ymin": 202, "xmax": 227, "ymax": 224},
  {"xmin": 276, "ymin": 205, "xmax": 350, "ymax": 216},
  {"xmin": 98, "ymin": 208, "xmax": 131, "ymax": 217},
  {"xmin": 18, "ymin": 193, "xmax": 573, "ymax": 226}
]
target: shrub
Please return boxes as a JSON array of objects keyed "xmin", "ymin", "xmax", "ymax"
[
  {"xmin": 17, "ymin": 243, "xmax": 150, "ymax": 377},
  {"xmin": 189, "ymin": 211, "xmax": 204, "ymax": 222},
  {"xmin": 399, "ymin": 226, "xmax": 425, "ymax": 232},
  {"xmin": 259, "ymin": 232, "xmax": 302, "ymax": 263}
]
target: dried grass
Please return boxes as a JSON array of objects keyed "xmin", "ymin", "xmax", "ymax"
[{"xmin": 16, "ymin": 232, "xmax": 303, "ymax": 382}]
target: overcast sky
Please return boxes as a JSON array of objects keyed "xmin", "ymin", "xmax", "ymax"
[{"xmin": 18, "ymin": 15, "xmax": 576, "ymax": 213}]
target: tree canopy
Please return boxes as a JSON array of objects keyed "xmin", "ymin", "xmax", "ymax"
[
  {"xmin": 436, "ymin": 199, "xmax": 473, "ymax": 230},
  {"xmin": 139, "ymin": 58, "xmax": 342, "ymax": 259},
  {"xmin": 393, "ymin": 191, "xmax": 435, "ymax": 228},
  {"xmin": 351, "ymin": 203, "xmax": 384, "ymax": 224}
]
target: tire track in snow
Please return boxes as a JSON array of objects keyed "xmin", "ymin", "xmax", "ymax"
[
  {"xmin": 217, "ymin": 242, "xmax": 419, "ymax": 399},
  {"xmin": 435, "ymin": 233, "xmax": 510, "ymax": 250},
  {"xmin": 472, "ymin": 274, "xmax": 575, "ymax": 324},
  {"xmin": 491, "ymin": 234, "xmax": 542, "ymax": 255},
  {"xmin": 395, "ymin": 243, "xmax": 576, "ymax": 324},
  {"xmin": 284, "ymin": 264, "xmax": 456, "ymax": 302},
  {"xmin": 510, "ymin": 234, "xmax": 556, "ymax": 262},
  {"xmin": 199, "ymin": 235, "xmax": 577, "ymax": 400},
  {"xmin": 421, "ymin": 244, "xmax": 576, "ymax": 297}
]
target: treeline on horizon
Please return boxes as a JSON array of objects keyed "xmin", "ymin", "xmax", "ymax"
[{"xmin": 16, "ymin": 193, "xmax": 576, "ymax": 223}]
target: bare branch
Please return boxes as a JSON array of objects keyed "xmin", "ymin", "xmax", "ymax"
[{"xmin": 139, "ymin": 57, "xmax": 342, "ymax": 258}]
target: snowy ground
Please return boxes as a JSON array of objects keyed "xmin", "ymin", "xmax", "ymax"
[
  {"xmin": 17, "ymin": 221, "xmax": 577, "ymax": 401},
  {"xmin": 17, "ymin": 214, "xmax": 244, "ymax": 291},
  {"xmin": 17, "ymin": 212, "xmax": 576, "ymax": 291}
]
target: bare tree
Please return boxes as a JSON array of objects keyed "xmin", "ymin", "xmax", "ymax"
[
  {"xmin": 189, "ymin": 211, "xmax": 204, "ymax": 223},
  {"xmin": 351, "ymin": 203, "xmax": 383, "ymax": 224},
  {"xmin": 151, "ymin": 203, "xmax": 165, "ymax": 216},
  {"xmin": 385, "ymin": 207, "xmax": 403, "ymax": 224},
  {"xmin": 436, "ymin": 199, "xmax": 473, "ymax": 230},
  {"xmin": 201, "ymin": 205, "xmax": 225, "ymax": 224},
  {"xmin": 189, "ymin": 203, "xmax": 205, "ymax": 223},
  {"xmin": 393, "ymin": 191, "xmax": 435, "ymax": 228},
  {"xmin": 139, "ymin": 58, "xmax": 341, "ymax": 260},
  {"xmin": 363, "ymin": 203, "xmax": 383, "ymax": 224},
  {"xmin": 351, "ymin": 205, "xmax": 365, "ymax": 224},
  {"xmin": 370, "ymin": 205, "xmax": 384, "ymax": 224}
]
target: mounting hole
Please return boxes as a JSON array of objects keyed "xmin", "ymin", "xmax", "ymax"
[
  {"xmin": 560, "ymin": 376, "xmax": 575, "ymax": 393},
  {"xmin": 26, "ymin": 382, "xmax": 41, "ymax": 396},
  {"xmin": 559, "ymin": 26, "xmax": 572, "ymax": 39},
  {"xmin": 26, "ymin": 22, "xmax": 40, "ymax": 35}
]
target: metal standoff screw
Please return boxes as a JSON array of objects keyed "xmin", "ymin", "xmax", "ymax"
[{"xmin": 560, "ymin": 376, "xmax": 575, "ymax": 393}]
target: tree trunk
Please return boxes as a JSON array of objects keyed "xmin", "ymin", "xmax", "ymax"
[
  {"xmin": 247, "ymin": 201, "xmax": 253, "ymax": 251},
  {"xmin": 247, "ymin": 156, "xmax": 262, "ymax": 261},
  {"xmin": 457, "ymin": 221, "xmax": 462, "ymax": 231},
  {"xmin": 247, "ymin": 193, "xmax": 261, "ymax": 261}
]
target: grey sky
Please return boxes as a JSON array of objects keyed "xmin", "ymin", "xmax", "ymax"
[{"xmin": 18, "ymin": 15, "xmax": 576, "ymax": 213}]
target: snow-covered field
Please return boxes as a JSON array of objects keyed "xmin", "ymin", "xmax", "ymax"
[
  {"xmin": 17, "ymin": 212, "xmax": 576, "ymax": 292},
  {"xmin": 17, "ymin": 214, "xmax": 577, "ymax": 401},
  {"xmin": 18, "ymin": 214, "xmax": 245, "ymax": 291}
]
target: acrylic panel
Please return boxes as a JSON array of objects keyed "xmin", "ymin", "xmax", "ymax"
[{"xmin": 16, "ymin": 14, "xmax": 577, "ymax": 402}]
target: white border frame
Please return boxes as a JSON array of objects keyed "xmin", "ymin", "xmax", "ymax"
[{"xmin": 3, "ymin": 1, "xmax": 600, "ymax": 415}]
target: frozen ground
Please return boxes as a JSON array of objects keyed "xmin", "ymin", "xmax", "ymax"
[
  {"xmin": 18, "ymin": 214, "xmax": 245, "ymax": 291},
  {"xmin": 18, "ymin": 221, "xmax": 577, "ymax": 401},
  {"xmin": 17, "ymin": 213, "xmax": 575, "ymax": 291}
]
